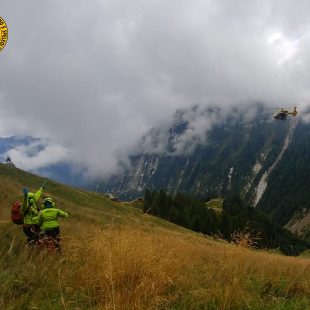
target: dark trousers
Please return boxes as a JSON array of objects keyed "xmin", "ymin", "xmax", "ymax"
[
  {"xmin": 23, "ymin": 224, "xmax": 40, "ymax": 245},
  {"xmin": 41, "ymin": 227, "xmax": 61, "ymax": 248}
]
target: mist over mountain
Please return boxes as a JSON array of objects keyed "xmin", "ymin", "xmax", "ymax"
[
  {"xmin": 97, "ymin": 104, "xmax": 283, "ymax": 198},
  {"xmin": 3, "ymin": 1, "xmax": 310, "ymax": 179},
  {"xmin": 1, "ymin": 103, "xmax": 309, "ymax": 241},
  {"xmin": 0, "ymin": 136, "xmax": 85, "ymax": 187},
  {"xmin": 0, "ymin": 136, "xmax": 39, "ymax": 156},
  {"xmin": 97, "ymin": 104, "xmax": 309, "ymax": 238}
]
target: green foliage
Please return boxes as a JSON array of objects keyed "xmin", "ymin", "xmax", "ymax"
[
  {"xmin": 222, "ymin": 194, "xmax": 309, "ymax": 255},
  {"xmin": 144, "ymin": 190, "xmax": 219, "ymax": 235},
  {"xmin": 258, "ymin": 122, "xmax": 310, "ymax": 226},
  {"xmin": 144, "ymin": 190, "xmax": 310, "ymax": 255}
]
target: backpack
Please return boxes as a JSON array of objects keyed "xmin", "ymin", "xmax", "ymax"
[{"xmin": 11, "ymin": 201, "xmax": 23, "ymax": 225}]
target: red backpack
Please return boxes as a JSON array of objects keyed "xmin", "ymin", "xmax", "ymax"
[{"xmin": 11, "ymin": 201, "xmax": 23, "ymax": 225}]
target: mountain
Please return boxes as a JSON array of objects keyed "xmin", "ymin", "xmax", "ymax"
[
  {"xmin": 143, "ymin": 189, "xmax": 309, "ymax": 255},
  {"xmin": 0, "ymin": 136, "xmax": 85, "ymax": 187},
  {"xmin": 2, "ymin": 105, "xmax": 309, "ymax": 240},
  {"xmin": 97, "ymin": 105, "xmax": 309, "ymax": 238},
  {"xmin": 0, "ymin": 136, "xmax": 39, "ymax": 157},
  {"xmin": 257, "ymin": 121, "xmax": 310, "ymax": 226},
  {"xmin": 0, "ymin": 163, "xmax": 309, "ymax": 309}
]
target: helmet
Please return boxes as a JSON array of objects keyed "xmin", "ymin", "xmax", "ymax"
[{"xmin": 43, "ymin": 197, "xmax": 54, "ymax": 208}]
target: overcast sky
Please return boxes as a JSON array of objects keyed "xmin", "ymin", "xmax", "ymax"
[{"xmin": 1, "ymin": 0, "xmax": 310, "ymax": 177}]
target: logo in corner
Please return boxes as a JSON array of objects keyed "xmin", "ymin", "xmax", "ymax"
[{"xmin": 0, "ymin": 17, "xmax": 8, "ymax": 52}]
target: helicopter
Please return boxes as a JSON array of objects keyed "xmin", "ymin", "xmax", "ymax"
[{"xmin": 273, "ymin": 106, "xmax": 297, "ymax": 121}]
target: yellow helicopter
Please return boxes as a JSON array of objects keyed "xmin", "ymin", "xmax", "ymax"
[{"xmin": 273, "ymin": 106, "xmax": 297, "ymax": 121}]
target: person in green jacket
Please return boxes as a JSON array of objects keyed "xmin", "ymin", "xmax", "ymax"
[
  {"xmin": 35, "ymin": 197, "xmax": 69, "ymax": 249},
  {"xmin": 20, "ymin": 185, "xmax": 45, "ymax": 245}
]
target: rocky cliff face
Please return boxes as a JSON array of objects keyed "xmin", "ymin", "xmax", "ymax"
[
  {"xmin": 257, "ymin": 120, "xmax": 310, "ymax": 233},
  {"xmin": 99, "ymin": 107, "xmax": 288, "ymax": 201},
  {"xmin": 99, "ymin": 106, "xmax": 310, "ymax": 238}
]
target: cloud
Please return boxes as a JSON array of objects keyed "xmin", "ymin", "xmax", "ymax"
[
  {"xmin": 138, "ymin": 103, "xmax": 265, "ymax": 156},
  {"xmin": 5, "ymin": 141, "xmax": 68, "ymax": 171},
  {"xmin": 1, "ymin": 0, "xmax": 310, "ymax": 177}
]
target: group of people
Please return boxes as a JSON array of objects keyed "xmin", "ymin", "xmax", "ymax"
[{"xmin": 20, "ymin": 182, "xmax": 69, "ymax": 249}]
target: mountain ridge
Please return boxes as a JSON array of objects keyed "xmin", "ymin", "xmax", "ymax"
[{"xmin": 97, "ymin": 107, "xmax": 309, "ymax": 239}]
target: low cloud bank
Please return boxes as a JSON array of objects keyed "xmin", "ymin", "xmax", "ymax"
[
  {"xmin": 5, "ymin": 140, "xmax": 68, "ymax": 171},
  {"xmin": 1, "ymin": 1, "xmax": 310, "ymax": 178}
]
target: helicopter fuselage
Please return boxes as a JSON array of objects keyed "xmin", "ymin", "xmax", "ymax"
[{"xmin": 274, "ymin": 107, "xmax": 297, "ymax": 121}]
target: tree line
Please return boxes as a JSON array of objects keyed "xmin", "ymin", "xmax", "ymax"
[{"xmin": 143, "ymin": 189, "xmax": 309, "ymax": 256}]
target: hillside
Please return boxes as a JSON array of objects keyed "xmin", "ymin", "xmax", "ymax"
[
  {"xmin": 97, "ymin": 106, "xmax": 310, "ymax": 239},
  {"xmin": 98, "ymin": 106, "xmax": 289, "ymax": 201},
  {"xmin": 258, "ymin": 121, "xmax": 310, "ymax": 228},
  {"xmin": 2, "ymin": 107, "xmax": 309, "ymax": 240},
  {"xmin": 1, "ymin": 164, "xmax": 310, "ymax": 309},
  {"xmin": 0, "ymin": 136, "xmax": 86, "ymax": 187},
  {"xmin": 143, "ymin": 190, "xmax": 309, "ymax": 255}
]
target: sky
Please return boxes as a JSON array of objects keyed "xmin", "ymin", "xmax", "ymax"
[{"xmin": 1, "ymin": 0, "xmax": 310, "ymax": 177}]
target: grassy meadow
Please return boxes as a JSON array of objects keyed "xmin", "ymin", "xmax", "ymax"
[{"xmin": 0, "ymin": 164, "xmax": 309, "ymax": 309}]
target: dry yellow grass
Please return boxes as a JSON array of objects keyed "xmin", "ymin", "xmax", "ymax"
[
  {"xmin": 5, "ymin": 223, "xmax": 306, "ymax": 309},
  {"xmin": 0, "ymin": 164, "xmax": 310, "ymax": 309},
  {"xmin": 1, "ymin": 219, "xmax": 310, "ymax": 309}
]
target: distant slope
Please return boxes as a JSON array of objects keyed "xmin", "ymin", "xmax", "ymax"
[
  {"xmin": 258, "ymin": 121, "xmax": 310, "ymax": 227},
  {"xmin": 143, "ymin": 190, "xmax": 309, "ymax": 255},
  {"xmin": 0, "ymin": 164, "xmax": 310, "ymax": 309},
  {"xmin": 99, "ymin": 113, "xmax": 290, "ymax": 202},
  {"xmin": 0, "ymin": 136, "xmax": 85, "ymax": 187},
  {"xmin": 0, "ymin": 136, "xmax": 39, "ymax": 156},
  {"xmin": 0, "ymin": 163, "xmax": 183, "ymax": 231},
  {"xmin": 98, "ymin": 107, "xmax": 309, "ymax": 238}
]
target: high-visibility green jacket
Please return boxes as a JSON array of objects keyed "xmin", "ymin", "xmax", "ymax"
[
  {"xmin": 35, "ymin": 207, "xmax": 69, "ymax": 230},
  {"xmin": 20, "ymin": 187, "xmax": 44, "ymax": 225}
]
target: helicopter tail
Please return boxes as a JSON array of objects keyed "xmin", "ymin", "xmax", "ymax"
[{"xmin": 293, "ymin": 106, "xmax": 297, "ymax": 116}]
